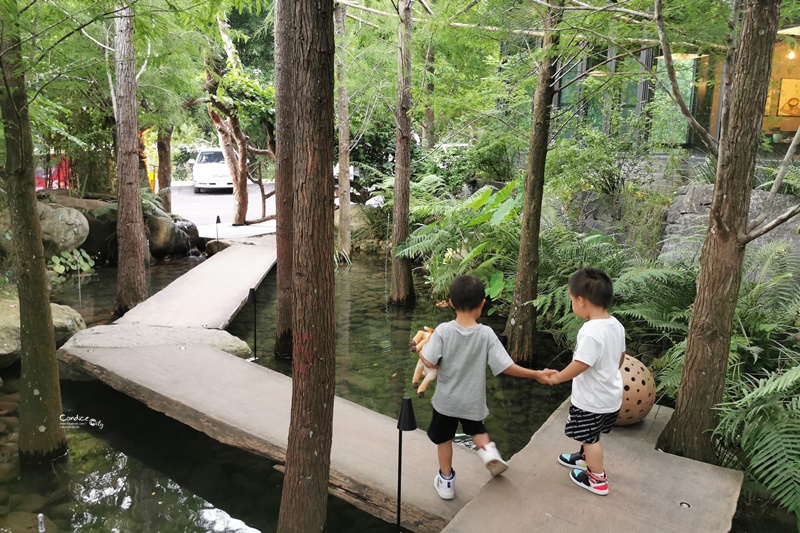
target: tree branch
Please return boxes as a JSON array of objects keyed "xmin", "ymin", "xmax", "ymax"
[
  {"xmin": 529, "ymin": 0, "xmax": 653, "ymax": 20},
  {"xmin": 739, "ymin": 203, "xmax": 800, "ymax": 246},
  {"xmin": 748, "ymin": 130, "xmax": 800, "ymax": 231},
  {"xmin": 135, "ymin": 39, "xmax": 151, "ymax": 82},
  {"xmin": 654, "ymin": 0, "xmax": 718, "ymax": 157}
]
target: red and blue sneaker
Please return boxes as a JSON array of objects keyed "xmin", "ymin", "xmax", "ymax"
[{"xmin": 570, "ymin": 468, "xmax": 609, "ymax": 495}]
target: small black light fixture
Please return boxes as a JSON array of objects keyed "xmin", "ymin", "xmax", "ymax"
[
  {"xmin": 215, "ymin": 215, "xmax": 221, "ymax": 243},
  {"xmin": 396, "ymin": 396, "xmax": 417, "ymax": 532},
  {"xmin": 248, "ymin": 288, "xmax": 257, "ymax": 360}
]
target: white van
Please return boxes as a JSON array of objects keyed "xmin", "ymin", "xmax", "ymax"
[{"xmin": 191, "ymin": 149, "xmax": 234, "ymax": 193}]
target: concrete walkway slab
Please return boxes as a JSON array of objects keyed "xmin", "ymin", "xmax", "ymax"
[
  {"xmin": 443, "ymin": 400, "xmax": 743, "ymax": 533},
  {"xmin": 57, "ymin": 343, "xmax": 494, "ymax": 533},
  {"xmin": 116, "ymin": 237, "xmax": 277, "ymax": 329},
  {"xmin": 196, "ymin": 221, "xmax": 275, "ymax": 239}
]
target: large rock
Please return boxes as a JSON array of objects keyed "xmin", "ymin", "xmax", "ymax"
[
  {"xmin": 661, "ymin": 184, "xmax": 800, "ymax": 260},
  {"xmin": 0, "ymin": 300, "xmax": 86, "ymax": 369},
  {"xmin": 0, "ymin": 203, "xmax": 89, "ymax": 258},
  {"xmin": 59, "ymin": 324, "xmax": 252, "ymax": 359},
  {"xmin": 146, "ymin": 216, "xmax": 192, "ymax": 258}
]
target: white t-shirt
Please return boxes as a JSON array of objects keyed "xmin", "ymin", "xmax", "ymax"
[
  {"xmin": 571, "ymin": 316, "xmax": 625, "ymax": 414},
  {"xmin": 421, "ymin": 321, "xmax": 514, "ymax": 421}
]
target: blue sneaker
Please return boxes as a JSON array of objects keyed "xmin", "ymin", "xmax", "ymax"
[
  {"xmin": 557, "ymin": 450, "xmax": 587, "ymax": 470},
  {"xmin": 570, "ymin": 468, "xmax": 609, "ymax": 495}
]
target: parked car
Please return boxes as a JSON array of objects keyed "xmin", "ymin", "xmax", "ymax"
[{"xmin": 190, "ymin": 149, "xmax": 234, "ymax": 193}]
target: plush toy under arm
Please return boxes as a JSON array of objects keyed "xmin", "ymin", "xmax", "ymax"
[{"xmin": 410, "ymin": 327, "xmax": 437, "ymax": 397}]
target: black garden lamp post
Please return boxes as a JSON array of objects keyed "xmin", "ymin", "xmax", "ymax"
[
  {"xmin": 397, "ymin": 395, "xmax": 417, "ymax": 532},
  {"xmin": 248, "ymin": 288, "xmax": 257, "ymax": 360},
  {"xmin": 215, "ymin": 215, "xmax": 221, "ymax": 243}
]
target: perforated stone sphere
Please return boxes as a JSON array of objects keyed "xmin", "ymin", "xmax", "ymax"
[{"xmin": 615, "ymin": 354, "xmax": 656, "ymax": 426}]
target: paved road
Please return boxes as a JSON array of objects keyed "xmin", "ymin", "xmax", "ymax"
[{"xmin": 170, "ymin": 181, "xmax": 276, "ymax": 228}]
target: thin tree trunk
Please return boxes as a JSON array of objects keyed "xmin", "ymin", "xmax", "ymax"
[
  {"xmin": 0, "ymin": 6, "xmax": 68, "ymax": 464},
  {"xmin": 114, "ymin": 3, "xmax": 149, "ymax": 316},
  {"xmin": 156, "ymin": 125, "xmax": 174, "ymax": 213},
  {"xmin": 504, "ymin": 1, "xmax": 562, "ymax": 365},
  {"xmin": 335, "ymin": 3, "xmax": 352, "ymax": 258},
  {"xmin": 277, "ymin": 0, "xmax": 336, "ymax": 531},
  {"xmin": 389, "ymin": 0, "xmax": 416, "ymax": 306},
  {"xmin": 208, "ymin": 112, "xmax": 249, "ymax": 225},
  {"xmin": 422, "ymin": 45, "xmax": 435, "ymax": 149},
  {"xmin": 657, "ymin": 0, "xmax": 781, "ymax": 463},
  {"xmin": 274, "ymin": 0, "xmax": 295, "ymax": 358},
  {"xmin": 137, "ymin": 128, "xmax": 151, "ymax": 189}
]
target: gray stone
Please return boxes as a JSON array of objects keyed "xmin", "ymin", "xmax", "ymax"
[
  {"xmin": 0, "ymin": 300, "xmax": 86, "ymax": 369},
  {"xmin": 14, "ymin": 494, "xmax": 48, "ymax": 513},
  {"xmin": 660, "ymin": 184, "xmax": 800, "ymax": 261},
  {"xmin": 0, "ymin": 463, "xmax": 18, "ymax": 483},
  {"xmin": 59, "ymin": 324, "xmax": 252, "ymax": 362},
  {"xmin": 0, "ymin": 202, "xmax": 89, "ymax": 258},
  {"xmin": 206, "ymin": 239, "xmax": 234, "ymax": 256},
  {"xmin": 146, "ymin": 216, "xmax": 192, "ymax": 258}
]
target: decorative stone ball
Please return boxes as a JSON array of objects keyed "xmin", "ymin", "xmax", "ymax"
[{"xmin": 615, "ymin": 354, "xmax": 656, "ymax": 426}]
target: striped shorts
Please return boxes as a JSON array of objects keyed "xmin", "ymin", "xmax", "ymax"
[{"xmin": 564, "ymin": 405, "xmax": 619, "ymax": 444}]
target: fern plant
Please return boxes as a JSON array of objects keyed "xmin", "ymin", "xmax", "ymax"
[{"xmin": 716, "ymin": 363, "xmax": 800, "ymax": 529}]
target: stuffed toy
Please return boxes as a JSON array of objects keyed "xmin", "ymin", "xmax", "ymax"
[{"xmin": 410, "ymin": 326, "xmax": 437, "ymax": 398}]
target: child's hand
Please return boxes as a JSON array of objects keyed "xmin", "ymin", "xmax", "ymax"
[
  {"xmin": 546, "ymin": 373, "xmax": 559, "ymax": 385},
  {"xmin": 533, "ymin": 371, "xmax": 550, "ymax": 385}
]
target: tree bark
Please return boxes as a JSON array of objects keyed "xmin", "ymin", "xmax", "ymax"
[
  {"xmin": 274, "ymin": 0, "xmax": 295, "ymax": 358},
  {"xmin": 504, "ymin": 1, "xmax": 562, "ymax": 365},
  {"xmin": 657, "ymin": 0, "xmax": 781, "ymax": 463},
  {"xmin": 208, "ymin": 110, "xmax": 249, "ymax": 225},
  {"xmin": 156, "ymin": 125, "xmax": 174, "ymax": 213},
  {"xmin": 113, "ymin": 3, "xmax": 149, "ymax": 316},
  {"xmin": 389, "ymin": 0, "xmax": 416, "ymax": 306},
  {"xmin": 277, "ymin": 1, "xmax": 336, "ymax": 531},
  {"xmin": 335, "ymin": 3, "xmax": 352, "ymax": 258},
  {"xmin": 0, "ymin": 6, "xmax": 68, "ymax": 464}
]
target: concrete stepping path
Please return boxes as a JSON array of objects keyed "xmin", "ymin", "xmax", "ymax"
[{"xmin": 443, "ymin": 400, "xmax": 743, "ymax": 533}]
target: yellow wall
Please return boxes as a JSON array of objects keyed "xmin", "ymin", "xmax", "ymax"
[{"xmin": 763, "ymin": 41, "xmax": 800, "ymax": 134}]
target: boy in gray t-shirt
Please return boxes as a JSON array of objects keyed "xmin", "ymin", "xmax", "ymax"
[{"xmin": 419, "ymin": 275, "xmax": 555, "ymax": 500}]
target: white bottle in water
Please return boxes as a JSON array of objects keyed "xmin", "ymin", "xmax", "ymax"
[{"xmin": 38, "ymin": 513, "xmax": 45, "ymax": 532}]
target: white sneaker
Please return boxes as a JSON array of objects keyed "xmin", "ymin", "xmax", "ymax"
[
  {"xmin": 477, "ymin": 442, "xmax": 508, "ymax": 477},
  {"xmin": 434, "ymin": 470, "xmax": 455, "ymax": 500}
]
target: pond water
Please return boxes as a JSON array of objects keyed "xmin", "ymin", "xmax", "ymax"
[{"xmin": 0, "ymin": 255, "xmax": 569, "ymax": 533}]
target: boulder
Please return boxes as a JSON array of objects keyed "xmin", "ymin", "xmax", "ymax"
[
  {"xmin": 146, "ymin": 216, "xmax": 191, "ymax": 258},
  {"xmin": 661, "ymin": 184, "xmax": 800, "ymax": 260},
  {"xmin": 0, "ymin": 300, "xmax": 86, "ymax": 369},
  {"xmin": 0, "ymin": 203, "xmax": 89, "ymax": 258},
  {"xmin": 59, "ymin": 324, "xmax": 252, "ymax": 360},
  {"xmin": 206, "ymin": 239, "xmax": 235, "ymax": 256}
]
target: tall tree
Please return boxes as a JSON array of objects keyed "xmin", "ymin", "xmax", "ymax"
[
  {"xmin": 277, "ymin": 0, "xmax": 336, "ymax": 530},
  {"xmin": 0, "ymin": 2, "xmax": 68, "ymax": 464},
  {"xmin": 505, "ymin": 1, "xmax": 562, "ymax": 365},
  {"xmin": 657, "ymin": 0, "xmax": 783, "ymax": 463},
  {"xmin": 388, "ymin": 0, "xmax": 416, "ymax": 306},
  {"xmin": 113, "ymin": 2, "xmax": 149, "ymax": 316},
  {"xmin": 273, "ymin": 0, "xmax": 295, "ymax": 358},
  {"xmin": 335, "ymin": 2, "xmax": 352, "ymax": 258}
]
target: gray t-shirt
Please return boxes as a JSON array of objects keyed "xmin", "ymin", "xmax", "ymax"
[{"xmin": 420, "ymin": 321, "xmax": 514, "ymax": 421}]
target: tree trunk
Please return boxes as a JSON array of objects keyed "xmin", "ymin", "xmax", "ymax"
[
  {"xmin": 273, "ymin": 0, "xmax": 295, "ymax": 358},
  {"xmin": 389, "ymin": 0, "xmax": 416, "ymax": 306},
  {"xmin": 657, "ymin": 0, "xmax": 781, "ymax": 463},
  {"xmin": 335, "ymin": 3, "xmax": 352, "ymax": 258},
  {"xmin": 156, "ymin": 125, "xmax": 174, "ymax": 212},
  {"xmin": 0, "ymin": 7, "xmax": 68, "ymax": 464},
  {"xmin": 137, "ymin": 128, "xmax": 151, "ymax": 189},
  {"xmin": 504, "ymin": 1, "xmax": 562, "ymax": 365},
  {"xmin": 422, "ymin": 46, "xmax": 435, "ymax": 149},
  {"xmin": 114, "ymin": 3, "xmax": 149, "ymax": 316},
  {"xmin": 276, "ymin": 1, "xmax": 336, "ymax": 531},
  {"xmin": 208, "ymin": 112, "xmax": 249, "ymax": 225}
]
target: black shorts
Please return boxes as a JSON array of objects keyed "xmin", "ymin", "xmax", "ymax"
[
  {"xmin": 427, "ymin": 408, "xmax": 488, "ymax": 444},
  {"xmin": 564, "ymin": 405, "xmax": 619, "ymax": 444}
]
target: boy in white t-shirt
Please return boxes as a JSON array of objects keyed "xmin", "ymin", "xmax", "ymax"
[{"xmin": 545, "ymin": 267, "xmax": 625, "ymax": 495}]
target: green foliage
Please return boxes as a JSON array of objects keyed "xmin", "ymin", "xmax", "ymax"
[
  {"xmin": 49, "ymin": 249, "xmax": 95, "ymax": 277},
  {"xmin": 396, "ymin": 180, "xmax": 523, "ymax": 312},
  {"xmin": 716, "ymin": 363, "xmax": 800, "ymax": 528}
]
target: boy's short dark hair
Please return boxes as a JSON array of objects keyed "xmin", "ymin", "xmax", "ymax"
[
  {"xmin": 568, "ymin": 267, "xmax": 614, "ymax": 309},
  {"xmin": 449, "ymin": 275, "xmax": 485, "ymax": 311}
]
